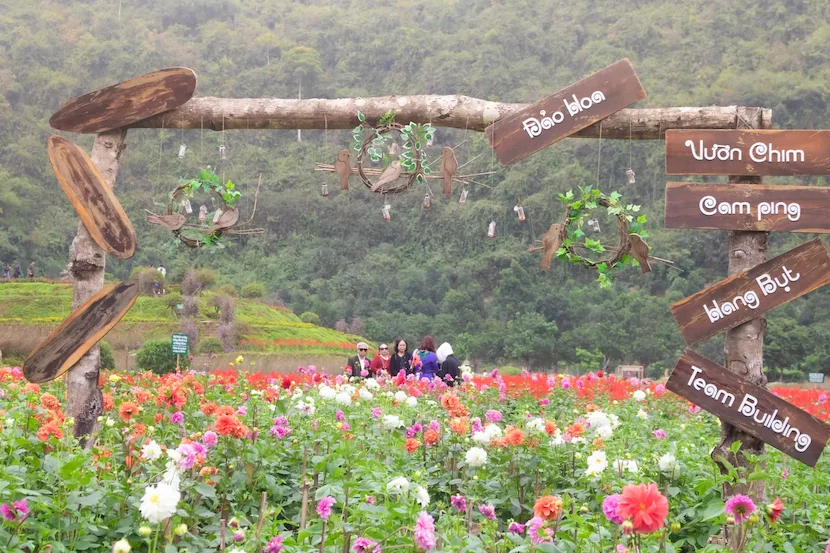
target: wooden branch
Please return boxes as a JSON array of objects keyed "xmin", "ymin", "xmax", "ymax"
[{"xmin": 132, "ymin": 97, "xmax": 769, "ymax": 139}]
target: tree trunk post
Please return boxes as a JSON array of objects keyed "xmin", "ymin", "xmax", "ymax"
[
  {"xmin": 66, "ymin": 128, "xmax": 128, "ymax": 446},
  {"xmin": 711, "ymin": 107, "xmax": 771, "ymax": 501}
]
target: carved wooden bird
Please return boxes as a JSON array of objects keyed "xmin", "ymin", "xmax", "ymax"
[
  {"xmin": 146, "ymin": 213, "xmax": 185, "ymax": 231},
  {"xmin": 371, "ymin": 160, "xmax": 402, "ymax": 192},
  {"xmin": 440, "ymin": 147, "xmax": 458, "ymax": 195},
  {"xmin": 214, "ymin": 207, "xmax": 240, "ymax": 230},
  {"xmin": 334, "ymin": 149, "xmax": 351, "ymax": 190},
  {"xmin": 628, "ymin": 234, "xmax": 652, "ymax": 273},
  {"xmin": 540, "ymin": 223, "xmax": 565, "ymax": 270}
]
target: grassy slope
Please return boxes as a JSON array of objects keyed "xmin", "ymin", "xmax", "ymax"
[{"xmin": 0, "ymin": 281, "xmax": 365, "ymax": 355}]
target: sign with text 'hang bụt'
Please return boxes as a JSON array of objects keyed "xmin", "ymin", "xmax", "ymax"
[
  {"xmin": 666, "ymin": 349, "xmax": 830, "ymax": 466},
  {"xmin": 485, "ymin": 59, "xmax": 646, "ymax": 166},
  {"xmin": 670, "ymin": 238, "xmax": 830, "ymax": 345}
]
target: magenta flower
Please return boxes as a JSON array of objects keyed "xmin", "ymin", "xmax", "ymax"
[
  {"xmin": 471, "ymin": 418, "xmax": 483, "ymax": 433},
  {"xmin": 360, "ymin": 369, "xmax": 369, "ymax": 377},
  {"xmin": 352, "ymin": 537, "xmax": 381, "ymax": 553},
  {"xmin": 0, "ymin": 504, "xmax": 15, "ymax": 521},
  {"xmin": 317, "ymin": 496, "xmax": 335, "ymax": 520},
  {"xmin": 561, "ymin": 378, "xmax": 571, "ymax": 389},
  {"xmin": 451, "ymin": 495, "xmax": 467, "ymax": 513},
  {"xmin": 12, "ymin": 500, "xmax": 28, "ymax": 520},
  {"xmin": 653, "ymin": 429, "xmax": 667, "ymax": 440},
  {"xmin": 485, "ymin": 410, "xmax": 502, "ymax": 423},
  {"xmin": 575, "ymin": 379, "xmax": 585, "ymax": 389},
  {"xmin": 655, "ymin": 384, "xmax": 666, "ymax": 394},
  {"xmin": 782, "ymin": 469, "xmax": 789, "ymax": 482},
  {"xmin": 539, "ymin": 398, "xmax": 550, "ymax": 406},
  {"xmin": 478, "ymin": 504, "xmax": 496, "ymax": 520},
  {"xmin": 629, "ymin": 377, "xmax": 639, "ymax": 386},
  {"xmin": 202, "ymin": 431, "xmax": 218, "ymax": 447},
  {"xmin": 826, "ymin": 538, "xmax": 830, "ymax": 553},
  {"xmin": 371, "ymin": 408, "xmax": 382, "ymax": 419},
  {"xmin": 428, "ymin": 420, "xmax": 440, "ymax": 433},
  {"xmin": 725, "ymin": 495, "xmax": 757, "ymax": 523},
  {"xmin": 602, "ymin": 494, "xmax": 624, "ymax": 524},
  {"xmin": 0, "ymin": 499, "xmax": 28, "ymax": 522},
  {"xmin": 236, "ymin": 405, "xmax": 247, "ymax": 416},
  {"xmin": 414, "ymin": 512, "xmax": 436, "ymax": 551},
  {"xmin": 508, "ymin": 521, "xmax": 525, "ymax": 534},
  {"xmin": 233, "ymin": 531, "xmax": 244, "ymax": 542},
  {"xmin": 264, "ymin": 535, "xmax": 284, "ymax": 553},
  {"xmin": 341, "ymin": 422, "xmax": 351, "ymax": 431},
  {"xmin": 526, "ymin": 516, "xmax": 553, "ymax": 545},
  {"xmin": 365, "ymin": 495, "xmax": 376, "ymax": 505},
  {"xmin": 688, "ymin": 404, "xmax": 701, "ymax": 414},
  {"xmin": 336, "ymin": 410, "xmax": 345, "ymax": 422}
]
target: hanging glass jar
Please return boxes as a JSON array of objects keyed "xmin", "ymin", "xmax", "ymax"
[
  {"xmin": 382, "ymin": 204, "xmax": 391, "ymax": 221},
  {"xmin": 459, "ymin": 188, "xmax": 469, "ymax": 204},
  {"xmin": 321, "ymin": 182, "xmax": 329, "ymax": 197},
  {"xmin": 514, "ymin": 205, "xmax": 526, "ymax": 221},
  {"xmin": 181, "ymin": 199, "xmax": 193, "ymax": 214},
  {"xmin": 587, "ymin": 218, "xmax": 601, "ymax": 233},
  {"xmin": 626, "ymin": 168, "xmax": 635, "ymax": 184},
  {"xmin": 219, "ymin": 145, "xmax": 227, "ymax": 160},
  {"xmin": 389, "ymin": 142, "xmax": 398, "ymax": 156},
  {"xmin": 423, "ymin": 193, "xmax": 431, "ymax": 209},
  {"xmin": 199, "ymin": 205, "xmax": 208, "ymax": 221},
  {"xmin": 487, "ymin": 221, "xmax": 496, "ymax": 237},
  {"xmin": 178, "ymin": 143, "xmax": 187, "ymax": 159},
  {"xmin": 213, "ymin": 208, "xmax": 223, "ymax": 223}
]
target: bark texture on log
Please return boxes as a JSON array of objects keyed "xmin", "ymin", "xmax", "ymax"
[
  {"xmin": 712, "ymin": 107, "xmax": 771, "ymax": 503},
  {"xmin": 66, "ymin": 129, "xmax": 127, "ymax": 447},
  {"xmin": 131, "ymin": 97, "xmax": 767, "ymax": 139}
]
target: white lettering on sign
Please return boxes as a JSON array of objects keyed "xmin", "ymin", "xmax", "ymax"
[
  {"xmin": 684, "ymin": 140, "xmax": 805, "ymax": 164},
  {"xmin": 703, "ymin": 266, "xmax": 799, "ymax": 323},
  {"xmin": 686, "ymin": 365, "xmax": 813, "ymax": 453},
  {"xmin": 521, "ymin": 91, "xmax": 607, "ymax": 139},
  {"xmin": 698, "ymin": 196, "xmax": 801, "ymax": 222}
]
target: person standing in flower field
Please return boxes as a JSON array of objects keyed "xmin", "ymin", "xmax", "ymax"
[
  {"xmin": 27, "ymin": 261, "xmax": 35, "ymax": 278},
  {"xmin": 437, "ymin": 342, "xmax": 461, "ymax": 386},
  {"xmin": 417, "ymin": 336, "xmax": 439, "ymax": 379},
  {"xmin": 389, "ymin": 338, "xmax": 412, "ymax": 376},
  {"xmin": 370, "ymin": 343, "xmax": 391, "ymax": 375},
  {"xmin": 346, "ymin": 342, "xmax": 372, "ymax": 377}
]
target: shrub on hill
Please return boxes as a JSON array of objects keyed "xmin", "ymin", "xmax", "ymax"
[
  {"xmin": 136, "ymin": 339, "xmax": 190, "ymax": 374},
  {"xmin": 241, "ymin": 282, "xmax": 265, "ymax": 298},
  {"xmin": 99, "ymin": 341, "xmax": 115, "ymax": 370}
]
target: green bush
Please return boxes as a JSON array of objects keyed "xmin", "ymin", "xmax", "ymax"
[
  {"xmin": 99, "ymin": 341, "xmax": 116, "ymax": 370},
  {"xmin": 136, "ymin": 339, "xmax": 190, "ymax": 375},
  {"xmin": 218, "ymin": 284, "xmax": 237, "ymax": 296},
  {"xmin": 498, "ymin": 365, "xmax": 523, "ymax": 376},
  {"xmin": 199, "ymin": 337, "xmax": 224, "ymax": 354},
  {"xmin": 194, "ymin": 268, "xmax": 218, "ymax": 290},
  {"xmin": 300, "ymin": 311, "xmax": 321, "ymax": 325},
  {"xmin": 241, "ymin": 282, "xmax": 266, "ymax": 299}
]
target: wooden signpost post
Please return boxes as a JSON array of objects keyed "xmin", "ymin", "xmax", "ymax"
[
  {"xmin": 665, "ymin": 182, "xmax": 830, "ymax": 233},
  {"xmin": 666, "ymin": 129, "xmax": 830, "ymax": 176},
  {"xmin": 485, "ymin": 59, "xmax": 646, "ymax": 166},
  {"xmin": 666, "ymin": 349, "xmax": 830, "ymax": 466},
  {"xmin": 670, "ymin": 238, "xmax": 830, "ymax": 345}
]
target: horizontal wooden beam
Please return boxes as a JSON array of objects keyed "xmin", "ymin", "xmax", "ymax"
[{"xmin": 130, "ymin": 96, "xmax": 771, "ymax": 140}]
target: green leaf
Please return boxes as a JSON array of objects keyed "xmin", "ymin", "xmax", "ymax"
[
  {"xmin": 226, "ymin": 180, "xmax": 234, "ymax": 190},
  {"xmin": 700, "ymin": 500, "xmax": 725, "ymax": 521},
  {"xmin": 416, "ymin": 174, "xmax": 425, "ymax": 184},
  {"xmin": 357, "ymin": 111, "xmax": 365, "ymax": 122},
  {"xmin": 195, "ymin": 483, "xmax": 217, "ymax": 499},
  {"xmin": 423, "ymin": 167, "xmax": 431, "ymax": 175}
]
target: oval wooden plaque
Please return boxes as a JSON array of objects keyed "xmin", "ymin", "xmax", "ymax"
[
  {"xmin": 49, "ymin": 67, "xmax": 197, "ymax": 134},
  {"xmin": 23, "ymin": 281, "xmax": 139, "ymax": 384},
  {"xmin": 48, "ymin": 136, "xmax": 137, "ymax": 259}
]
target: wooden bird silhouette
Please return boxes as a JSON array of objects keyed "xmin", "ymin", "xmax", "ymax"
[
  {"xmin": 371, "ymin": 160, "xmax": 402, "ymax": 192},
  {"xmin": 540, "ymin": 223, "xmax": 565, "ymax": 270},
  {"xmin": 628, "ymin": 234, "xmax": 652, "ymax": 273},
  {"xmin": 440, "ymin": 147, "xmax": 458, "ymax": 195},
  {"xmin": 334, "ymin": 149, "xmax": 351, "ymax": 190},
  {"xmin": 146, "ymin": 213, "xmax": 185, "ymax": 231}
]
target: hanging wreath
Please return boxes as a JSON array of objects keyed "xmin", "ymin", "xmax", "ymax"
[
  {"xmin": 534, "ymin": 185, "xmax": 653, "ymax": 287},
  {"xmin": 146, "ymin": 167, "xmax": 263, "ymax": 249}
]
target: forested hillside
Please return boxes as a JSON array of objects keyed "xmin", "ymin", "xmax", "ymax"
[{"xmin": 2, "ymin": 0, "xmax": 830, "ymax": 375}]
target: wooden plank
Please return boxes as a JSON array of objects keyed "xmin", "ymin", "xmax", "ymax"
[
  {"xmin": 485, "ymin": 59, "xmax": 646, "ymax": 166},
  {"xmin": 666, "ymin": 349, "xmax": 830, "ymax": 466},
  {"xmin": 665, "ymin": 182, "xmax": 830, "ymax": 233},
  {"xmin": 23, "ymin": 281, "xmax": 139, "ymax": 384},
  {"xmin": 666, "ymin": 129, "xmax": 830, "ymax": 176},
  {"xmin": 670, "ymin": 238, "xmax": 830, "ymax": 345},
  {"xmin": 49, "ymin": 67, "xmax": 197, "ymax": 134},
  {"xmin": 47, "ymin": 135, "xmax": 136, "ymax": 260}
]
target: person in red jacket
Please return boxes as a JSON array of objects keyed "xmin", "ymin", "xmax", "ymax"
[{"xmin": 370, "ymin": 344, "xmax": 391, "ymax": 375}]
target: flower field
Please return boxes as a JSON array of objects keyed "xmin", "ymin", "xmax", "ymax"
[{"xmin": 0, "ymin": 365, "xmax": 829, "ymax": 553}]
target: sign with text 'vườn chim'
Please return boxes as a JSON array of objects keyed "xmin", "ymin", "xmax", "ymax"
[
  {"xmin": 670, "ymin": 238, "xmax": 830, "ymax": 345},
  {"xmin": 664, "ymin": 182, "xmax": 830, "ymax": 233},
  {"xmin": 666, "ymin": 349, "xmax": 830, "ymax": 466},
  {"xmin": 485, "ymin": 59, "xmax": 646, "ymax": 166},
  {"xmin": 666, "ymin": 129, "xmax": 830, "ymax": 176}
]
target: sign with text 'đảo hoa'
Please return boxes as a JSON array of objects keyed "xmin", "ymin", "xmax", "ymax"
[
  {"xmin": 670, "ymin": 238, "xmax": 830, "ymax": 345},
  {"xmin": 664, "ymin": 182, "xmax": 830, "ymax": 233},
  {"xmin": 486, "ymin": 59, "xmax": 646, "ymax": 166},
  {"xmin": 666, "ymin": 349, "xmax": 830, "ymax": 466},
  {"xmin": 666, "ymin": 129, "xmax": 830, "ymax": 176}
]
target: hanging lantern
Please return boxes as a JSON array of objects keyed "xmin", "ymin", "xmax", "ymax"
[
  {"xmin": 382, "ymin": 204, "xmax": 391, "ymax": 221},
  {"xmin": 626, "ymin": 168, "xmax": 636, "ymax": 184},
  {"xmin": 587, "ymin": 219, "xmax": 601, "ymax": 233},
  {"xmin": 459, "ymin": 188, "xmax": 469, "ymax": 204},
  {"xmin": 181, "ymin": 199, "xmax": 193, "ymax": 214},
  {"xmin": 199, "ymin": 205, "xmax": 208, "ymax": 221},
  {"xmin": 423, "ymin": 193, "xmax": 431, "ymax": 209},
  {"xmin": 178, "ymin": 143, "xmax": 187, "ymax": 159},
  {"xmin": 321, "ymin": 182, "xmax": 329, "ymax": 197},
  {"xmin": 487, "ymin": 221, "xmax": 496, "ymax": 237},
  {"xmin": 514, "ymin": 205, "xmax": 526, "ymax": 221},
  {"xmin": 213, "ymin": 208, "xmax": 223, "ymax": 223},
  {"xmin": 219, "ymin": 145, "xmax": 227, "ymax": 160},
  {"xmin": 389, "ymin": 142, "xmax": 398, "ymax": 156}
]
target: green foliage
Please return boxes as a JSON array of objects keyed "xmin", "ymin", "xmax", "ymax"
[
  {"xmin": 136, "ymin": 339, "xmax": 191, "ymax": 374},
  {"xmin": 299, "ymin": 311, "xmax": 320, "ymax": 325},
  {"xmin": 194, "ymin": 268, "xmax": 218, "ymax": 289},
  {"xmin": 240, "ymin": 282, "xmax": 266, "ymax": 299},
  {"xmin": 99, "ymin": 341, "xmax": 115, "ymax": 371},
  {"xmin": 218, "ymin": 283, "xmax": 237, "ymax": 296},
  {"xmin": 198, "ymin": 337, "xmax": 224, "ymax": 354}
]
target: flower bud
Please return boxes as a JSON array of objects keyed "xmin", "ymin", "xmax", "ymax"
[
  {"xmin": 112, "ymin": 538, "xmax": 132, "ymax": 553},
  {"xmin": 579, "ymin": 505, "xmax": 590, "ymax": 514},
  {"xmin": 174, "ymin": 524, "xmax": 188, "ymax": 537},
  {"xmin": 748, "ymin": 514, "xmax": 760, "ymax": 524},
  {"xmin": 670, "ymin": 522, "xmax": 681, "ymax": 532},
  {"xmin": 621, "ymin": 520, "xmax": 634, "ymax": 534},
  {"xmin": 726, "ymin": 515, "xmax": 736, "ymax": 525},
  {"xmin": 139, "ymin": 526, "xmax": 152, "ymax": 537}
]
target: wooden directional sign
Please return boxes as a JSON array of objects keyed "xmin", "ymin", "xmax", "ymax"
[
  {"xmin": 486, "ymin": 59, "xmax": 646, "ymax": 166},
  {"xmin": 23, "ymin": 281, "xmax": 139, "ymax": 384},
  {"xmin": 671, "ymin": 238, "xmax": 830, "ymax": 345},
  {"xmin": 48, "ymin": 135, "xmax": 137, "ymax": 260},
  {"xmin": 49, "ymin": 67, "xmax": 197, "ymax": 134},
  {"xmin": 665, "ymin": 182, "xmax": 830, "ymax": 233},
  {"xmin": 666, "ymin": 129, "xmax": 830, "ymax": 176},
  {"xmin": 666, "ymin": 349, "xmax": 830, "ymax": 466}
]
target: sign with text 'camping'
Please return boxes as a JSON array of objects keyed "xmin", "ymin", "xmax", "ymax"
[
  {"xmin": 485, "ymin": 59, "xmax": 646, "ymax": 166},
  {"xmin": 666, "ymin": 349, "xmax": 830, "ymax": 466},
  {"xmin": 666, "ymin": 130, "xmax": 830, "ymax": 176},
  {"xmin": 670, "ymin": 238, "xmax": 830, "ymax": 345},
  {"xmin": 665, "ymin": 182, "xmax": 830, "ymax": 233}
]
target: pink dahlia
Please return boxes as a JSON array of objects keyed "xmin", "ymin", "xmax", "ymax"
[
  {"xmin": 414, "ymin": 512, "xmax": 436, "ymax": 551},
  {"xmin": 602, "ymin": 494, "xmax": 624, "ymax": 525},
  {"xmin": 724, "ymin": 495, "xmax": 757, "ymax": 523},
  {"xmin": 317, "ymin": 496, "xmax": 336, "ymax": 520}
]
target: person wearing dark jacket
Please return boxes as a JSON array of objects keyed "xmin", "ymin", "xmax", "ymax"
[
  {"xmin": 12, "ymin": 264, "xmax": 21, "ymax": 279},
  {"xmin": 346, "ymin": 341, "xmax": 371, "ymax": 377},
  {"xmin": 437, "ymin": 342, "xmax": 461, "ymax": 386},
  {"xmin": 389, "ymin": 339, "xmax": 412, "ymax": 376}
]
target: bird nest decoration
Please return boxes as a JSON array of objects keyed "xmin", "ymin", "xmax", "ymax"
[
  {"xmin": 145, "ymin": 167, "xmax": 264, "ymax": 249},
  {"xmin": 531, "ymin": 186, "xmax": 666, "ymax": 287}
]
